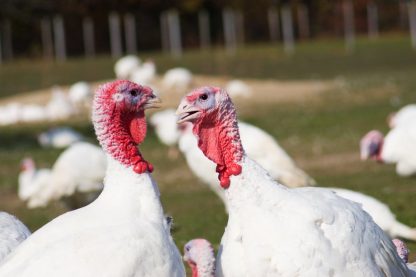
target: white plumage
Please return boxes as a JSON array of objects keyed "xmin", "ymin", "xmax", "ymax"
[
  {"xmin": 382, "ymin": 124, "xmax": 416, "ymax": 176},
  {"xmin": 46, "ymin": 87, "xmax": 75, "ymax": 121},
  {"xmin": 0, "ymin": 212, "xmax": 30, "ymax": 264},
  {"xmin": 330, "ymin": 188, "xmax": 416, "ymax": 241},
  {"xmin": 178, "ymin": 114, "xmax": 416, "ymax": 240},
  {"xmin": 389, "ymin": 104, "xmax": 416, "ymax": 128},
  {"xmin": 149, "ymin": 110, "xmax": 181, "ymax": 147},
  {"xmin": 225, "ymin": 80, "xmax": 252, "ymax": 98},
  {"xmin": 0, "ymin": 80, "xmax": 184, "ymax": 276},
  {"xmin": 162, "ymin": 68, "xmax": 193, "ymax": 91},
  {"xmin": 20, "ymin": 104, "xmax": 48, "ymax": 123},
  {"xmin": 38, "ymin": 127, "xmax": 83, "ymax": 148},
  {"xmin": 176, "ymin": 87, "xmax": 409, "ymax": 276},
  {"xmin": 23, "ymin": 142, "xmax": 106, "ymax": 209},
  {"xmin": 68, "ymin": 81, "xmax": 93, "ymax": 110},
  {"xmin": 0, "ymin": 103, "xmax": 21, "ymax": 125},
  {"xmin": 114, "ymin": 55, "xmax": 141, "ymax": 79},
  {"xmin": 18, "ymin": 158, "xmax": 52, "ymax": 204},
  {"xmin": 130, "ymin": 60, "xmax": 156, "ymax": 86}
]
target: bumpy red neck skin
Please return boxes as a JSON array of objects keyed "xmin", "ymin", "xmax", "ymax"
[
  {"xmin": 193, "ymin": 94, "xmax": 243, "ymax": 189},
  {"xmin": 93, "ymin": 82, "xmax": 153, "ymax": 174}
]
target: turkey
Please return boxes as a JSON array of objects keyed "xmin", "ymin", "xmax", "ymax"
[
  {"xmin": 18, "ymin": 158, "xmax": 51, "ymax": 204},
  {"xmin": 225, "ymin": 80, "xmax": 252, "ymax": 98},
  {"xmin": 149, "ymin": 109, "xmax": 181, "ymax": 159},
  {"xmin": 38, "ymin": 127, "xmax": 83, "ymax": 149},
  {"xmin": 20, "ymin": 104, "xmax": 48, "ymax": 123},
  {"xmin": 68, "ymin": 81, "xmax": 93, "ymax": 111},
  {"xmin": 162, "ymin": 68, "xmax": 193, "ymax": 91},
  {"xmin": 361, "ymin": 128, "xmax": 416, "ymax": 176},
  {"xmin": 183, "ymin": 239, "xmax": 215, "ymax": 277},
  {"xmin": 0, "ymin": 81, "xmax": 185, "ymax": 276},
  {"xmin": 46, "ymin": 86, "xmax": 75, "ymax": 121},
  {"xmin": 177, "ymin": 112, "xmax": 416, "ymax": 240},
  {"xmin": 0, "ymin": 212, "xmax": 31, "ymax": 264},
  {"xmin": 114, "ymin": 55, "xmax": 141, "ymax": 79},
  {"xmin": 0, "ymin": 103, "xmax": 21, "ymax": 125},
  {"xmin": 176, "ymin": 86, "xmax": 408, "ymax": 276},
  {"xmin": 389, "ymin": 104, "xmax": 416, "ymax": 128},
  {"xmin": 21, "ymin": 142, "xmax": 106, "ymax": 209},
  {"xmin": 130, "ymin": 60, "xmax": 156, "ymax": 86}
]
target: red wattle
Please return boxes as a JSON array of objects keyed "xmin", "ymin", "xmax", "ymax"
[{"xmin": 129, "ymin": 112, "xmax": 146, "ymax": 144}]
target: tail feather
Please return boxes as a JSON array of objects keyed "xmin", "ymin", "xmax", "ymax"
[{"xmin": 390, "ymin": 221, "xmax": 416, "ymax": 241}]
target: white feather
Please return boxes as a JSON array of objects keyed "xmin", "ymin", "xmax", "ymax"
[
  {"xmin": 0, "ymin": 212, "xmax": 30, "ymax": 264},
  {"xmin": 114, "ymin": 55, "xmax": 141, "ymax": 79},
  {"xmin": 38, "ymin": 127, "xmax": 83, "ymax": 149},
  {"xmin": 162, "ymin": 68, "xmax": 193, "ymax": 91}
]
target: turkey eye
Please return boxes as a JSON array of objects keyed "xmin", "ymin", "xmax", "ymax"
[
  {"xmin": 130, "ymin": 89, "xmax": 138, "ymax": 97},
  {"xmin": 199, "ymin": 94, "xmax": 208, "ymax": 101},
  {"xmin": 185, "ymin": 246, "xmax": 191, "ymax": 251}
]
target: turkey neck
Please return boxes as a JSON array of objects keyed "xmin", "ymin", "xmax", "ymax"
[
  {"xmin": 97, "ymin": 156, "xmax": 164, "ymax": 222},
  {"xmin": 193, "ymin": 96, "xmax": 244, "ymax": 188},
  {"xmin": 92, "ymin": 91, "xmax": 163, "ymax": 222}
]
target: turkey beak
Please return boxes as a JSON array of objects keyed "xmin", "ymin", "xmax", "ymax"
[
  {"xmin": 176, "ymin": 99, "xmax": 200, "ymax": 124},
  {"xmin": 143, "ymin": 96, "xmax": 162, "ymax": 109}
]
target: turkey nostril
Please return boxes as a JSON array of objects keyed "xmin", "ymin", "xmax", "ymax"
[{"xmin": 183, "ymin": 105, "xmax": 187, "ymax": 109}]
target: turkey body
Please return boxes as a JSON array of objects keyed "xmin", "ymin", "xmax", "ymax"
[
  {"xmin": 217, "ymin": 158, "xmax": 408, "ymax": 277},
  {"xmin": 0, "ymin": 212, "xmax": 30, "ymax": 263}
]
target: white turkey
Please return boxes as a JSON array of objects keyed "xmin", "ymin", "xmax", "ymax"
[
  {"xmin": 68, "ymin": 81, "xmax": 93, "ymax": 110},
  {"xmin": 149, "ymin": 109, "xmax": 181, "ymax": 159},
  {"xmin": 0, "ymin": 103, "xmax": 21, "ymax": 125},
  {"xmin": 114, "ymin": 55, "xmax": 141, "ymax": 79},
  {"xmin": 38, "ymin": 127, "xmax": 83, "ymax": 149},
  {"xmin": 130, "ymin": 60, "xmax": 156, "ymax": 86},
  {"xmin": 162, "ymin": 67, "xmax": 193, "ymax": 91},
  {"xmin": 46, "ymin": 86, "xmax": 75, "ymax": 121},
  {"xmin": 225, "ymin": 79, "xmax": 252, "ymax": 98},
  {"xmin": 183, "ymin": 239, "xmax": 215, "ymax": 277},
  {"xmin": 21, "ymin": 142, "xmax": 106, "ymax": 209},
  {"xmin": 176, "ymin": 86, "xmax": 408, "ymax": 276},
  {"xmin": 361, "ymin": 127, "xmax": 416, "ymax": 176},
  {"xmin": 0, "ymin": 80, "xmax": 185, "ymax": 276},
  {"xmin": 20, "ymin": 104, "xmax": 47, "ymax": 123},
  {"xmin": 18, "ymin": 158, "xmax": 52, "ymax": 204},
  {"xmin": 0, "ymin": 212, "xmax": 31, "ymax": 264},
  {"xmin": 389, "ymin": 104, "xmax": 416, "ymax": 128}
]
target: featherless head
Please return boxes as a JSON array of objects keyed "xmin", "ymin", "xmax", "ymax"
[
  {"xmin": 392, "ymin": 239, "xmax": 409, "ymax": 263},
  {"xmin": 360, "ymin": 130, "xmax": 384, "ymax": 161},
  {"xmin": 20, "ymin": 157, "xmax": 35, "ymax": 171},
  {"xmin": 176, "ymin": 87, "xmax": 243, "ymax": 189},
  {"xmin": 183, "ymin": 239, "xmax": 215, "ymax": 277},
  {"xmin": 92, "ymin": 80, "xmax": 161, "ymax": 174}
]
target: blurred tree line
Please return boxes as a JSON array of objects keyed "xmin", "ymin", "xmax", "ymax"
[{"xmin": 0, "ymin": 0, "xmax": 409, "ymax": 58}]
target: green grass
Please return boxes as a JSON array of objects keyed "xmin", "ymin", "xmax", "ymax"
[{"xmin": 1, "ymin": 35, "xmax": 416, "ymax": 268}]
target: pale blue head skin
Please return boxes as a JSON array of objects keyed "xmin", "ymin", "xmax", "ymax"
[{"xmin": 360, "ymin": 130, "xmax": 384, "ymax": 161}]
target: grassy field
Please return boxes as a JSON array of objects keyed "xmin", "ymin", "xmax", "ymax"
[{"xmin": 1, "ymin": 35, "xmax": 416, "ymax": 266}]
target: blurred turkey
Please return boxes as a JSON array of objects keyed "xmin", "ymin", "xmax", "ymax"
[
  {"xmin": 19, "ymin": 142, "xmax": 106, "ymax": 209},
  {"xmin": 149, "ymin": 109, "xmax": 181, "ymax": 159},
  {"xmin": 388, "ymin": 104, "xmax": 416, "ymax": 128},
  {"xmin": 37, "ymin": 127, "xmax": 83, "ymax": 149},
  {"xmin": 46, "ymin": 86, "xmax": 75, "ymax": 121},
  {"xmin": 114, "ymin": 55, "xmax": 141, "ymax": 79},
  {"xmin": 130, "ymin": 60, "xmax": 156, "ymax": 86},
  {"xmin": 0, "ymin": 103, "xmax": 21, "ymax": 125},
  {"xmin": 225, "ymin": 79, "xmax": 252, "ymax": 98},
  {"xmin": 68, "ymin": 81, "xmax": 93, "ymax": 111},
  {"xmin": 361, "ymin": 127, "xmax": 416, "ymax": 177},
  {"xmin": 162, "ymin": 68, "xmax": 193, "ymax": 91}
]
